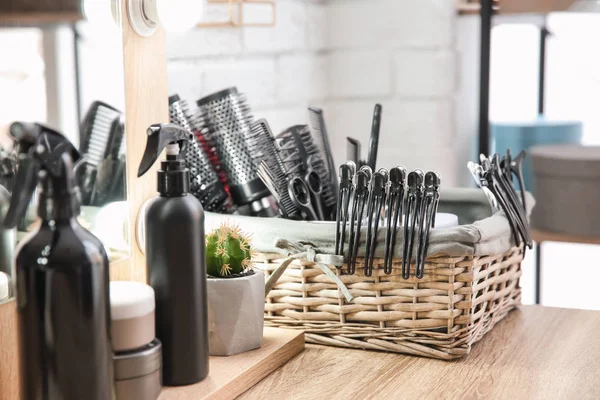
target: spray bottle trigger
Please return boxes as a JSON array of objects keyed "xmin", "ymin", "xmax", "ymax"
[{"xmin": 137, "ymin": 123, "xmax": 194, "ymax": 177}]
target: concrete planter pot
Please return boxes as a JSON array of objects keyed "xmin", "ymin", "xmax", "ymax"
[{"xmin": 207, "ymin": 270, "xmax": 265, "ymax": 356}]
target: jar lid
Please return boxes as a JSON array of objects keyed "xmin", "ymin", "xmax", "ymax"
[
  {"xmin": 531, "ymin": 145, "xmax": 600, "ymax": 178},
  {"xmin": 110, "ymin": 281, "xmax": 155, "ymax": 320},
  {"xmin": 492, "ymin": 117, "xmax": 582, "ymax": 129},
  {"xmin": 114, "ymin": 339, "xmax": 162, "ymax": 380},
  {"xmin": 0, "ymin": 272, "xmax": 8, "ymax": 301}
]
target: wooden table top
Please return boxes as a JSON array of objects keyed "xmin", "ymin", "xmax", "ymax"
[
  {"xmin": 532, "ymin": 228, "xmax": 600, "ymax": 245},
  {"xmin": 241, "ymin": 306, "xmax": 600, "ymax": 400}
]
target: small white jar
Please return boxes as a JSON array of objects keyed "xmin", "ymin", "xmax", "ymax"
[
  {"xmin": 0, "ymin": 272, "xmax": 9, "ymax": 302},
  {"xmin": 110, "ymin": 281, "xmax": 155, "ymax": 352}
]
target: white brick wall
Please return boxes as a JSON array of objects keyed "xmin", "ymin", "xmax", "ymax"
[
  {"xmin": 393, "ymin": 50, "xmax": 456, "ymax": 97},
  {"xmin": 328, "ymin": 50, "xmax": 392, "ymax": 98},
  {"xmin": 167, "ymin": 0, "xmax": 460, "ymax": 185},
  {"xmin": 327, "ymin": 0, "xmax": 455, "ymax": 49},
  {"xmin": 324, "ymin": 0, "xmax": 458, "ymax": 185},
  {"xmin": 167, "ymin": 0, "xmax": 326, "ymax": 133}
]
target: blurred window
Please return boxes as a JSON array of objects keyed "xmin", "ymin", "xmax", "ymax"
[{"xmin": 0, "ymin": 28, "xmax": 46, "ymax": 148}]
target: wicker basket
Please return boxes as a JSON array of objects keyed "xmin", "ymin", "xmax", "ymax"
[{"xmin": 254, "ymin": 245, "xmax": 523, "ymax": 360}]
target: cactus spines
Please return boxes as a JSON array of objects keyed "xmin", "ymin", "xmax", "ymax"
[{"xmin": 206, "ymin": 222, "xmax": 253, "ymax": 278}]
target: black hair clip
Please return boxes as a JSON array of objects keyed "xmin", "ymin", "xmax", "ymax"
[
  {"xmin": 364, "ymin": 169, "xmax": 387, "ymax": 277},
  {"xmin": 347, "ymin": 170, "xmax": 370, "ymax": 275},
  {"xmin": 415, "ymin": 172, "xmax": 441, "ymax": 279},
  {"xmin": 401, "ymin": 170, "xmax": 424, "ymax": 279},
  {"xmin": 383, "ymin": 166, "xmax": 406, "ymax": 275}
]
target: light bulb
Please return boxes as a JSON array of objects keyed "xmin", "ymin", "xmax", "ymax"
[
  {"xmin": 82, "ymin": 0, "xmax": 121, "ymax": 27},
  {"xmin": 93, "ymin": 201, "xmax": 130, "ymax": 252},
  {"xmin": 156, "ymin": 0, "xmax": 204, "ymax": 32},
  {"xmin": 127, "ymin": 0, "xmax": 203, "ymax": 37}
]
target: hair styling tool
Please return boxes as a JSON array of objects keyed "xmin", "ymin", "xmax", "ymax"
[
  {"xmin": 494, "ymin": 154, "xmax": 532, "ymax": 248},
  {"xmin": 367, "ymin": 104, "xmax": 382, "ymax": 169},
  {"xmin": 346, "ymin": 137, "xmax": 362, "ymax": 166},
  {"xmin": 188, "ymin": 108, "xmax": 231, "ymax": 197},
  {"xmin": 308, "ymin": 107, "xmax": 338, "ymax": 202},
  {"xmin": 196, "ymin": 87, "xmax": 271, "ymax": 216},
  {"xmin": 78, "ymin": 101, "xmax": 122, "ymax": 205},
  {"xmin": 275, "ymin": 125, "xmax": 329, "ymax": 220},
  {"xmin": 169, "ymin": 94, "xmax": 230, "ymax": 212},
  {"xmin": 468, "ymin": 161, "xmax": 500, "ymax": 213},
  {"xmin": 347, "ymin": 170, "xmax": 370, "ymax": 275},
  {"xmin": 360, "ymin": 165, "xmax": 373, "ymax": 182},
  {"xmin": 415, "ymin": 172, "xmax": 441, "ymax": 279},
  {"xmin": 364, "ymin": 169, "xmax": 388, "ymax": 277},
  {"xmin": 256, "ymin": 161, "xmax": 299, "ymax": 219},
  {"xmin": 288, "ymin": 176, "xmax": 318, "ymax": 221},
  {"xmin": 335, "ymin": 162, "xmax": 355, "ymax": 256},
  {"xmin": 510, "ymin": 149, "xmax": 527, "ymax": 211},
  {"xmin": 295, "ymin": 125, "xmax": 336, "ymax": 218},
  {"xmin": 249, "ymin": 119, "xmax": 298, "ymax": 219},
  {"xmin": 401, "ymin": 170, "xmax": 424, "ymax": 279},
  {"xmin": 383, "ymin": 166, "xmax": 407, "ymax": 274},
  {"xmin": 89, "ymin": 115, "xmax": 125, "ymax": 206}
]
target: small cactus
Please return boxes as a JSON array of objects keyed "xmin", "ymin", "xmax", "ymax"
[{"xmin": 206, "ymin": 222, "xmax": 253, "ymax": 277}]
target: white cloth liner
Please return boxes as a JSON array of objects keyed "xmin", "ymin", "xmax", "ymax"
[{"xmin": 205, "ymin": 188, "xmax": 535, "ymax": 259}]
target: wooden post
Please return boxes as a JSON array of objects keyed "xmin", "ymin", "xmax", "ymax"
[
  {"xmin": 0, "ymin": 300, "xmax": 19, "ymax": 400},
  {"xmin": 120, "ymin": 0, "xmax": 169, "ymax": 283}
]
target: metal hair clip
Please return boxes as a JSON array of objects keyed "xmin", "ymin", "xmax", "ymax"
[
  {"xmin": 509, "ymin": 149, "xmax": 527, "ymax": 213},
  {"xmin": 364, "ymin": 170, "xmax": 387, "ymax": 277},
  {"xmin": 347, "ymin": 170, "xmax": 370, "ymax": 275},
  {"xmin": 484, "ymin": 159, "xmax": 520, "ymax": 246},
  {"xmin": 415, "ymin": 172, "xmax": 441, "ymax": 279},
  {"xmin": 383, "ymin": 166, "xmax": 406, "ymax": 275},
  {"xmin": 401, "ymin": 170, "xmax": 424, "ymax": 279},
  {"xmin": 359, "ymin": 165, "xmax": 373, "ymax": 182},
  {"xmin": 335, "ymin": 162, "xmax": 356, "ymax": 256},
  {"xmin": 468, "ymin": 161, "xmax": 499, "ymax": 212},
  {"xmin": 494, "ymin": 154, "xmax": 532, "ymax": 248}
]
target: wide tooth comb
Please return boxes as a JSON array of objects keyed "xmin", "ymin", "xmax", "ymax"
[
  {"xmin": 78, "ymin": 101, "xmax": 121, "ymax": 204},
  {"xmin": 80, "ymin": 101, "xmax": 121, "ymax": 167},
  {"xmin": 347, "ymin": 137, "xmax": 361, "ymax": 165},
  {"xmin": 250, "ymin": 119, "xmax": 298, "ymax": 218},
  {"xmin": 308, "ymin": 107, "xmax": 338, "ymax": 198}
]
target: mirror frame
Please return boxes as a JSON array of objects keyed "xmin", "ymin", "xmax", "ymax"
[
  {"xmin": 0, "ymin": 1, "xmax": 169, "ymax": 395},
  {"xmin": 110, "ymin": 0, "xmax": 168, "ymax": 283}
]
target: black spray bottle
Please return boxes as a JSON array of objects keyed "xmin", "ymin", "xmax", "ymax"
[
  {"xmin": 4, "ymin": 123, "xmax": 114, "ymax": 400},
  {"xmin": 138, "ymin": 123, "xmax": 209, "ymax": 385}
]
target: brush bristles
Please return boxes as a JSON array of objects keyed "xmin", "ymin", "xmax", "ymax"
[
  {"xmin": 251, "ymin": 120, "xmax": 298, "ymax": 218},
  {"xmin": 84, "ymin": 105, "xmax": 121, "ymax": 167},
  {"xmin": 347, "ymin": 138, "xmax": 359, "ymax": 163},
  {"xmin": 308, "ymin": 108, "xmax": 329, "ymax": 162},
  {"xmin": 168, "ymin": 99, "xmax": 193, "ymax": 131}
]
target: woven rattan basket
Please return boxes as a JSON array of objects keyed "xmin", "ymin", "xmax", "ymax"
[
  {"xmin": 254, "ymin": 245, "xmax": 523, "ymax": 360},
  {"xmin": 205, "ymin": 188, "xmax": 533, "ymax": 360}
]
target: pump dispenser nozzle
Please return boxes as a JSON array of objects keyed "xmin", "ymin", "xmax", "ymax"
[
  {"xmin": 4, "ymin": 122, "xmax": 80, "ymax": 228},
  {"xmin": 138, "ymin": 123, "xmax": 194, "ymax": 197}
]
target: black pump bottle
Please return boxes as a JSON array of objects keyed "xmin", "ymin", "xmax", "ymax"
[
  {"xmin": 4, "ymin": 123, "xmax": 114, "ymax": 400},
  {"xmin": 138, "ymin": 123, "xmax": 209, "ymax": 385}
]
